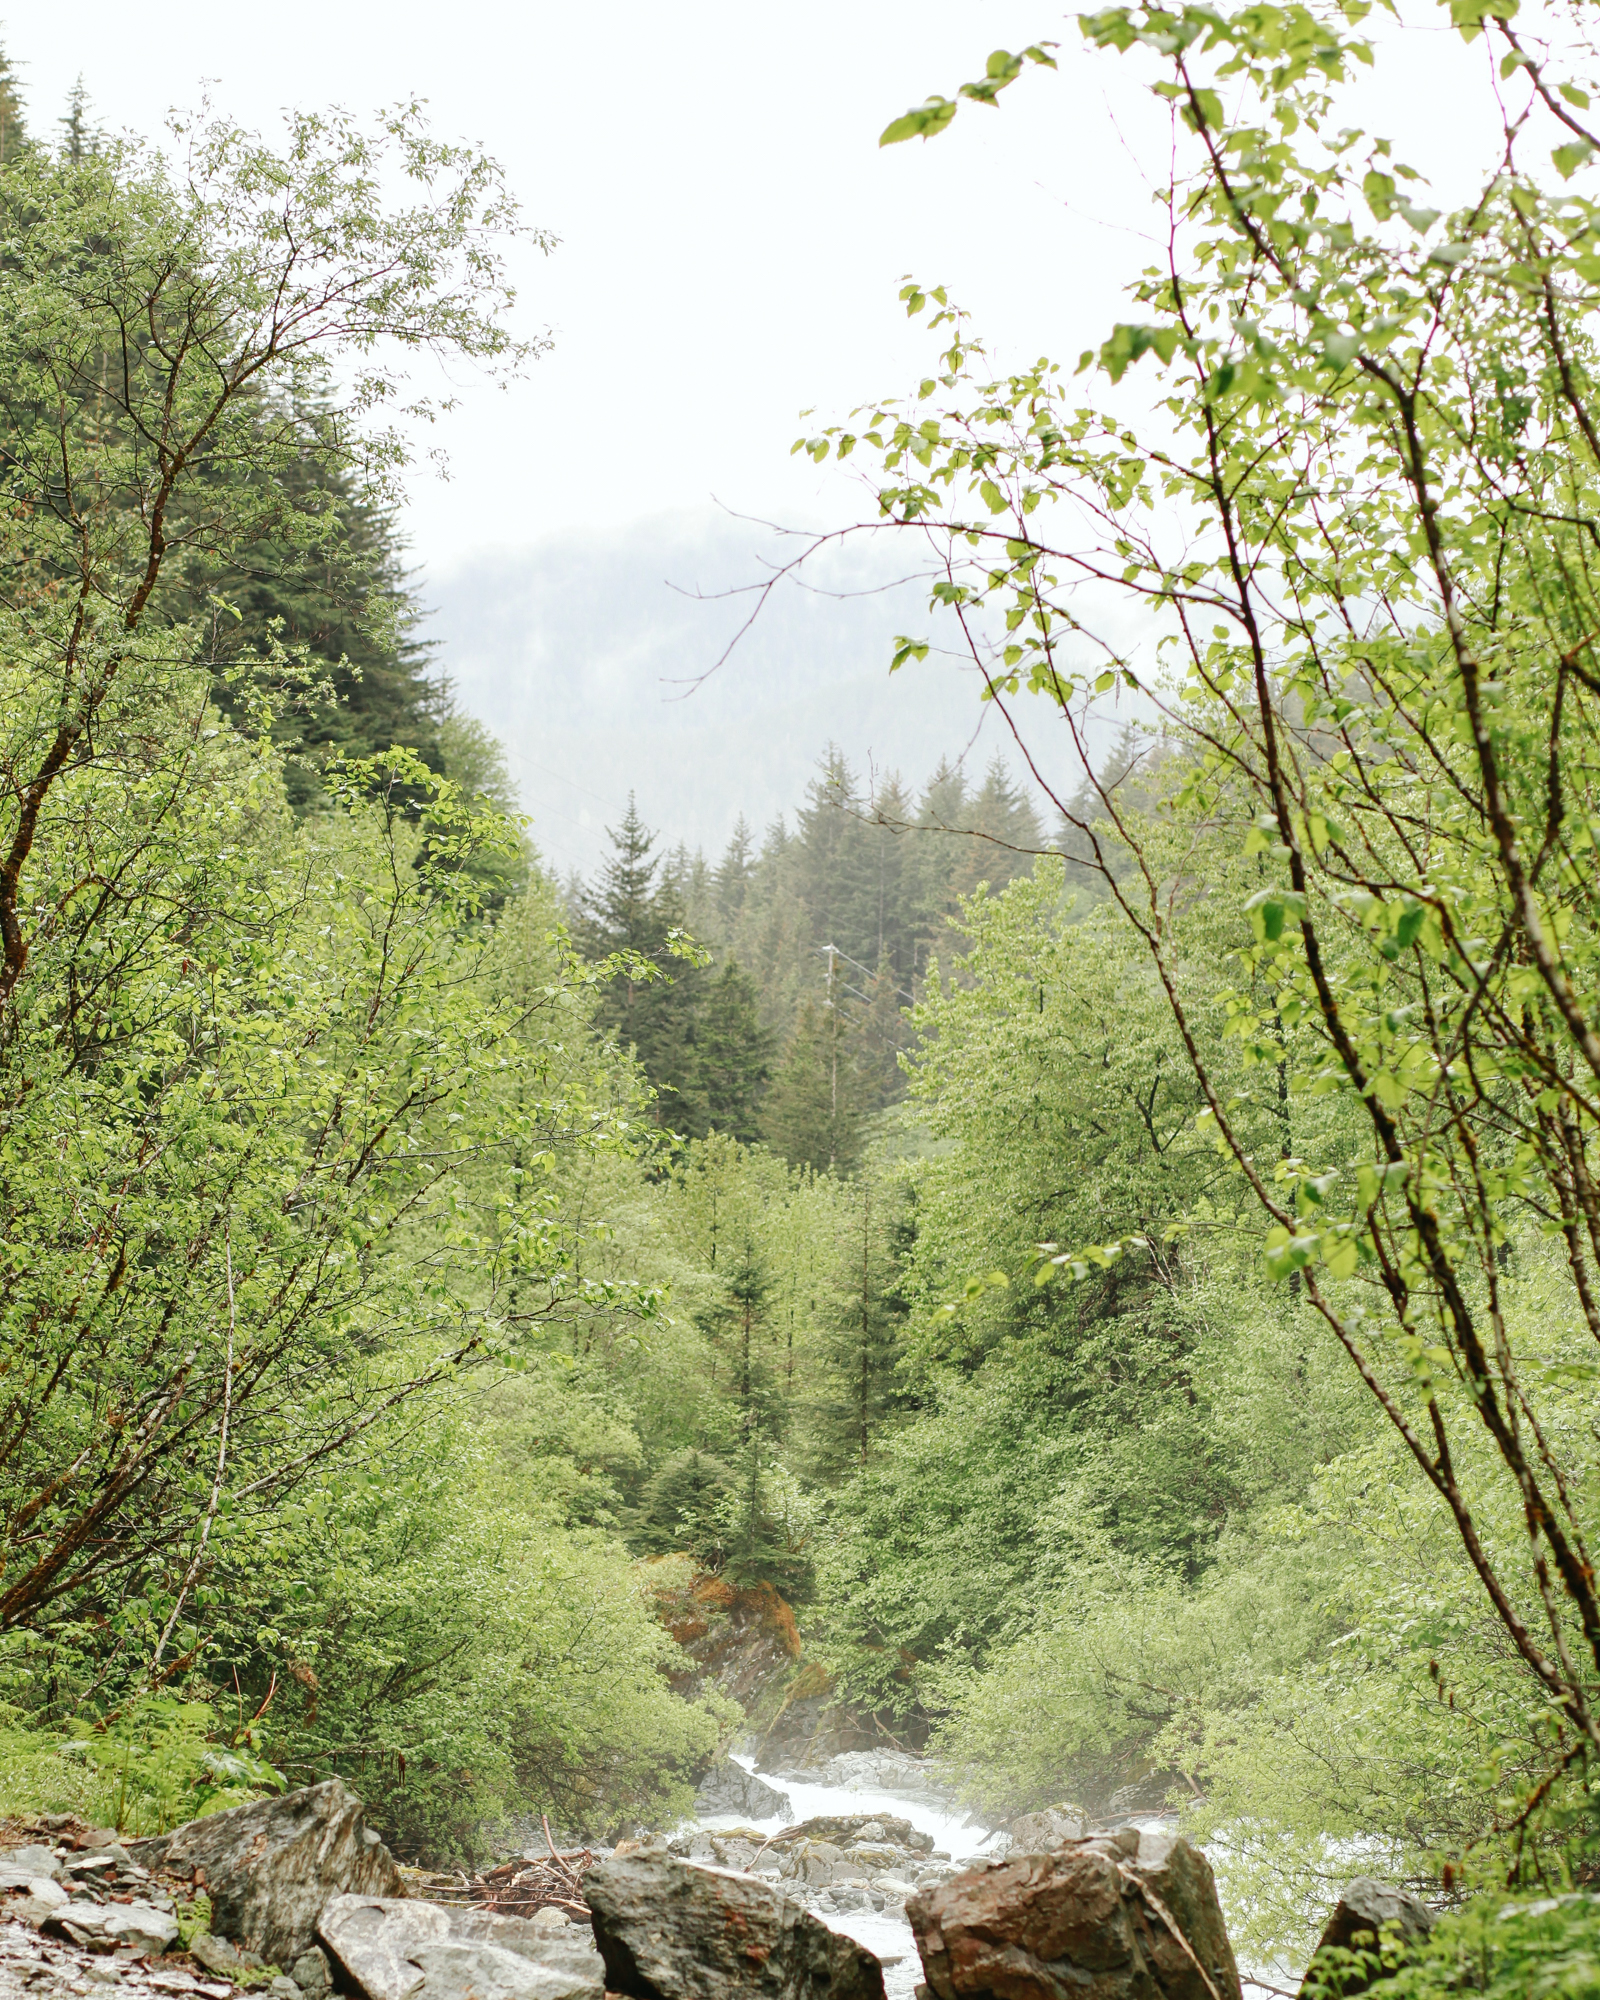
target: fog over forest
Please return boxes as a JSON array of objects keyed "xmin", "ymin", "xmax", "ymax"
[{"xmin": 425, "ymin": 511, "xmax": 1078, "ymax": 877}]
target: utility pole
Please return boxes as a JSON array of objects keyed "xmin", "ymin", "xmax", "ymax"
[{"xmin": 824, "ymin": 943, "xmax": 838, "ymax": 1172}]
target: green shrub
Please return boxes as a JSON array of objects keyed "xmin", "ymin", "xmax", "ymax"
[{"xmin": 63, "ymin": 1698, "xmax": 284, "ymax": 1837}]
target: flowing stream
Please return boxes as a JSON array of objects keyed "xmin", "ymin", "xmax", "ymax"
[
  {"xmin": 693, "ymin": 1756, "xmax": 1000, "ymax": 2000},
  {"xmin": 689, "ymin": 1761, "xmax": 1275, "ymax": 2000}
]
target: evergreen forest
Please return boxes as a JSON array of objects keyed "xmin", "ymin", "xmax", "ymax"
[{"xmin": 10, "ymin": 9, "xmax": 1600, "ymax": 1993}]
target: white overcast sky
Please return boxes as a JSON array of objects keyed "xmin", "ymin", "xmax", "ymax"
[
  {"xmin": 10, "ymin": 1, "xmax": 1180, "ymax": 563},
  {"xmin": 8, "ymin": 4, "xmax": 1503, "ymax": 870}
]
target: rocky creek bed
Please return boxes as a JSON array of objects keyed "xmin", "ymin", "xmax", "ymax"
[
  {"xmin": 0, "ymin": 1771, "xmax": 1433, "ymax": 2000},
  {"xmin": 682, "ymin": 1750, "xmax": 1004, "ymax": 2000}
]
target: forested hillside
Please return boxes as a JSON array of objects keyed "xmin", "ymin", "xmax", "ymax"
[
  {"xmin": 11, "ymin": 4, "xmax": 1600, "ymax": 1983},
  {"xmin": 571, "ymin": 754, "xmax": 1043, "ymax": 1164}
]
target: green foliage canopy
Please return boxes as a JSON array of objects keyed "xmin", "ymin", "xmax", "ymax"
[{"xmin": 817, "ymin": 0, "xmax": 1600, "ymax": 1833}]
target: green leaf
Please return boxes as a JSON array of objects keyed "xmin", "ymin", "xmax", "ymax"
[
  {"xmin": 890, "ymin": 636, "xmax": 931, "ymax": 671},
  {"xmin": 880, "ymin": 98, "xmax": 960, "ymax": 147},
  {"xmin": 1323, "ymin": 331, "xmax": 1361, "ymax": 368},
  {"xmin": 1324, "ymin": 1236, "xmax": 1360, "ymax": 1279},
  {"xmin": 1447, "ymin": 0, "xmax": 1514, "ymax": 40},
  {"xmin": 1099, "ymin": 323, "xmax": 1181, "ymax": 383},
  {"xmin": 1395, "ymin": 903, "xmax": 1427, "ymax": 949},
  {"xmin": 1553, "ymin": 139, "xmax": 1597, "ymax": 179}
]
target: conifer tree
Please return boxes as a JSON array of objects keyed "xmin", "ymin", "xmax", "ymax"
[
  {"xmin": 631, "ymin": 1447, "xmax": 735, "ymax": 1563},
  {"xmin": 761, "ymin": 995, "xmax": 865, "ymax": 1175},
  {"xmin": 814, "ymin": 1175, "xmax": 911, "ymax": 1473},
  {"xmin": 852, "ymin": 953, "xmax": 912, "ymax": 1113},
  {"xmin": 714, "ymin": 816, "xmax": 754, "ymax": 929},
  {"xmin": 860, "ymin": 772, "xmax": 913, "ymax": 980},
  {"xmin": 663, "ymin": 841, "xmax": 715, "ymax": 941},
  {"xmin": 581, "ymin": 797, "xmax": 705, "ymax": 1128},
  {"xmin": 59, "ymin": 80, "xmax": 97, "ymax": 163},
  {"xmin": 792, "ymin": 749, "xmax": 877, "ymax": 961},
  {"xmin": 0, "ymin": 45, "xmax": 24, "ymax": 164},
  {"xmin": 189, "ymin": 418, "xmax": 446, "ymax": 803},
  {"xmin": 690, "ymin": 959, "xmax": 773, "ymax": 1142}
]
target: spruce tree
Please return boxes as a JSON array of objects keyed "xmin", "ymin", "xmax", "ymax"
[
  {"xmin": 689, "ymin": 959, "xmax": 773, "ymax": 1142},
  {"xmin": 761, "ymin": 995, "xmax": 865, "ymax": 1175},
  {"xmin": 714, "ymin": 816, "xmax": 754, "ymax": 929},
  {"xmin": 860, "ymin": 771, "xmax": 913, "ymax": 984},
  {"xmin": 581, "ymin": 797, "xmax": 705, "ymax": 1128},
  {"xmin": 852, "ymin": 953, "xmax": 912, "ymax": 1113},
  {"xmin": 814, "ymin": 1175, "xmax": 911, "ymax": 1473},
  {"xmin": 59, "ymin": 80, "xmax": 97, "ymax": 163},
  {"xmin": 630, "ymin": 1447, "xmax": 735, "ymax": 1563},
  {"xmin": 949, "ymin": 755, "xmax": 1043, "ymax": 903},
  {"xmin": 791, "ymin": 749, "xmax": 877, "ymax": 963},
  {"xmin": 0, "ymin": 45, "xmax": 24, "ymax": 163},
  {"xmin": 185, "ymin": 404, "xmax": 446, "ymax": 802}
]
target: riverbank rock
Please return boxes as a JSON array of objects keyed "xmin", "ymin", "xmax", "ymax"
[
  {"xmin": 0, "ymin": 1847, "xmax": 63, "ymax": 1891},
  {"xmin": 0, "ymin": 1912, "xmax": 236, "ymax": 2000},
  {"xmin": 778, "ymin": 1817, "xmax": 933, "ymax": 1857},
  {"xmin": 1005, "ymin": 1809, "xmax": 1089, "ymax": 1854},
  {"xmin": 1297, "ymin": 1880, "xmax": 1435, "ymax": 1998},
  {"xmin": 908, "ymin": 1828, "xmax": 1241, "ymax": 2000},
  {"xmin": 584, "ymin": 1852, "xmax": 885, "ymax": 2000},
  {"xmin": 0, "ymin": 1821, "xmax": 194, "ymax": 1958},
  {"xmin": 318, "ymin": 1893, "xmax": 604, "ymax": 2000},
  {"xmin": 129, "ymin": 1779, "xmax": 403, "ymax": 1966},
  {"xmin": 42, "ymin": 1900, "xmax": 180, "ymax": 1955},
  {"xmin": 697, "ymin": 1762, "xmax": 792, "ymax": 1822}
]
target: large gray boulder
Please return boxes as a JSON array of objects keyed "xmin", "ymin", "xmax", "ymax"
[
  {"xmin": 908, "ymin": 1828, "xmax": 1241, "ymax": 2000},
  {"xmin": 1298, "ymin": 1881, "xmax": 1434, "ymax": 1998},
  {"xmin": 697, "ymin": 1761, "xmax": 792, "ymax": 1822},
  {"xmin": 319, "ymin": 1894, "xmax": 604, "ymax": 2000},
  {"xmin": 128, "ymin": 1779, "xmax": 402, "ymax": 1966},
  {"xmin": 584, "ymin": 1853, "xmax": 885, "ymax": 2000}
]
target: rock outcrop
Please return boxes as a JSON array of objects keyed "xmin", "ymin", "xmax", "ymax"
[
  {"xmin": 584, "ymin": 1852, "xmax": 886, "ymax": 2000},
  {"xmin": 1298, "ymin": 1880, "xmax": 1435, "ymax": 1998},
  {"xmin": 129, "ymin": 1779, "xmax": 403, "ymax": 1966},
  {"xmin": 319, "ymin": 1894, "xmax": 604, "ymax": 2000},
  {"xmin": 0, "ymin": 1846, "xmax": 65, "ymax": 1891},
  {"xmin": 775, "ymin": 1815, "xmax": 933, "ymax": 1856},
  {"xmin": 697, "ymin": 1762, "xmax": 792, "ymax": 1822},
  {"xmin": 908, "ymin": 1827, "xmax": 1241, "ymax": 2000},
  {"xmin": 1005, "ymin": 1808, "xmax": 1088, "ymax": 1854}
]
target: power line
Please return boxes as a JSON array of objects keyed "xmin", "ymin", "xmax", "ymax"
[{"xmin": 814, "ymin": 942, "xmax": 915, "ymax": 1006}]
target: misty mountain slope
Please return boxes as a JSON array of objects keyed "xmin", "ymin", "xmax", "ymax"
[{"xmin": 421, "ymin": 511, "xmax": 1045, "ymax": 872}]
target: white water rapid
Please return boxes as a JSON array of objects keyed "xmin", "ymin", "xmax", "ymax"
[
  {"xmin": 684, "ymin": 1757, "xmax": 1291, "ymax": 2000},
  {"xmin": 692, "ymin": 1755, "xmax": 1001, "ymax": 2000}
]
